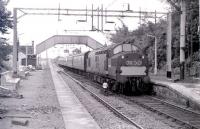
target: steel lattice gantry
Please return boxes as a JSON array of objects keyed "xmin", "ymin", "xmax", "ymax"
[{"xmin": 36, "ymin": 35, "xmax": 103, "ymax": 54}]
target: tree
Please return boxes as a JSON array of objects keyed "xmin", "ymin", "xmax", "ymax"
[
  {"xmin": 110, "ymin": 20, "xmax": 168, "ymax": 70},
  {"xmin": 110, "ymin": 1, "xmax": 199, "ymax": 76},
  {"xmin": 110, "ymin": 21, "xmax": 132, "ymax": 44},
  {"xmin": 0, "ymin": 0, "xmax": 12, "ymax": 68},
  {"xmin": 0, "ymin": 0, "xmax": 12, "ymax": 34},
  {"xmin": 163, "ymin": 0, "xmax": 199, "ymax": 55},
  {"xmin": 0, "ymin": 38, "xmax": 11, "ymax": 62}
]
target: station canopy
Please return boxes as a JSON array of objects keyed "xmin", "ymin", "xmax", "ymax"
[{"xmin": 36, "ymin": 35, "xmax": 104, "ymax": 54}]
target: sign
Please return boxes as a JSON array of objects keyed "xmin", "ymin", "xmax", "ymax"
[{"xmin": 126, "ymin": 60, "xmax": 142, "ymax": 66}]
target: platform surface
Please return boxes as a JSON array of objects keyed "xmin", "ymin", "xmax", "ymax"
[
  {"xmin": 151, "ymin": 75, "xmax": 200, "ymax": 109},
  {"xmin": 49, "ymin": 61, "xmax": 101, "ymax": 129},
  {"xmin": 0, "ymin": 64, "xmax": 65, "ymax": 129}
]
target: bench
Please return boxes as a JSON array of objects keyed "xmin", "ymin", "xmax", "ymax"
[{"xmin": 0, "ymin": 71, "xmax": 20, "ymax": 90}]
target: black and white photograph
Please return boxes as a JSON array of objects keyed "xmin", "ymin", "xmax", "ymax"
[{"xmin": 0, "ymin": 0, "xmax": 200, "ymax": 128}]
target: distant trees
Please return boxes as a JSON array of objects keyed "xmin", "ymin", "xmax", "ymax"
[
  {"xmin": 110, "ymin": 0, "xmax": 200, "ymax": 73},
  {"xmin": 0, "ymin": 0, "xmax": 12, "ymax": 68},
  {"xmin": 110, "ymin": 19, "xmax": 167, "ymax": 70},
  {"xmin": 110, "ymin": 21, "xmax": 132, "ymax": 44},
  {"xmin": 185, "ymin": 0, "xmax": 199, "ymax": 56},
  {"xmin": 0, "ymin": 0, "xmax": 12, "ymax": 33},
  {"xmin": 165, "ymin": 0, "xmax": 200, "ymax": 71}
]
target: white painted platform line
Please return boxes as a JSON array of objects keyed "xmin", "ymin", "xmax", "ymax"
[{"xmin": 49, "ymin": 61, "xmax": 101, "ymax": 129}]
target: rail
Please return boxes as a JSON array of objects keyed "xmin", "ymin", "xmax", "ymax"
[
  {"xmin": 59, "ymin": 70, "xmax": 144, "ymax": 129},
  {"xmin": 127, "ymin": 96, "xmax": 200, "ymax": 129}
]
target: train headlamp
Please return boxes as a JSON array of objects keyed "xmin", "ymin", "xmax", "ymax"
[
  {"xmin": 142, "ymin": 56, "xmax": 145, "ymax": 59},
  {"xmin": 121, "ymin": 56, "xmax": 124, "ymax": 59}
]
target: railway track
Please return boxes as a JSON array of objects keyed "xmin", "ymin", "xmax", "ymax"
[
  {"xmin": 59, "ymin": 70, "xmax": 144, "ymax": 129},
  {"xmin": 60, "ymin": 68, "xmax": 200, "ymax": 129},
  {"xmin": 126, "ymin": 96, "xmax": 200, "ymax": 129}
]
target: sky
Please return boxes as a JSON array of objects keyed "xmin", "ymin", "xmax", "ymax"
[{"xmin": 5, "ymin": 0, "xmax": 169, "ymax": 58}]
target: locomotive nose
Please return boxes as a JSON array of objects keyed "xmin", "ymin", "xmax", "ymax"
[
  {"xmin": 118, "ymin": 53, "xmax": 147, "ymax": 76},
  {"xmin": 120, "ymin": 53, "xmax": 144, "ymax": 66}
]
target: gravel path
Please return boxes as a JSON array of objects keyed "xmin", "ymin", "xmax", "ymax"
[{"xmin": 0, "ymin": 67, "xmax": 65, "ymax": 129}]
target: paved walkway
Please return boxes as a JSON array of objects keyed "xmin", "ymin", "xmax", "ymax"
[{"xmin": 49, "ymin": 61, "xmax": 101, "ymax": 129}]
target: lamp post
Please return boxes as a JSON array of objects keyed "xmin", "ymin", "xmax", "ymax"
[{"xmin": 147, "ymin": 34, "xmax": 157, "ymax": 75}]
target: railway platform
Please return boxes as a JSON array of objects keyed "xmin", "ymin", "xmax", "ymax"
[
  {"xmin": 49, "ymin": 60, "xmax": 101, "ymax": 129},
  {"xmin": 0, "ymin": 60, "xmax": 100, "ymax": 129},
  {"xmin": 0, "ymin": 62, "xmax": 65, "ymax": 129},
  {"xmin": 150, "ymin": 75, "xmax": 200, "ymax": 111}
]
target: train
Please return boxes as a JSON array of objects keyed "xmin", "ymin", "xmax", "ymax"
[{"xmin": 57, "ymin": 42, "xmax": 152, "ymax": 95}]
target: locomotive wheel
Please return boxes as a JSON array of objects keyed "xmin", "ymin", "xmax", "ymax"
[
  {"xmin": 124, "ymin": 82, "xmax": 132, "ymax": 96},
  {"xmin": 131, "ymin": 82, "xmax": 137, "ymax": 94},
  {"xmin": 121, "ymin": 83, "xmax": 125, "ymax": 94}
]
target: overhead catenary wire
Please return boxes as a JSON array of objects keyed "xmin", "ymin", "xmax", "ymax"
[{"xmin": 106, "ymin": 0, "xmax": 119, "ymax": 9}]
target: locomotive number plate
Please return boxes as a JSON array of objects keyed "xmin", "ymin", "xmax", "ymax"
[{"xmin": 126, "ymin": 60, "xmax": 142, "ymax": 66}]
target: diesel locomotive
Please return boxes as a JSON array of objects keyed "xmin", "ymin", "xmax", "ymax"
[{"xmin": 58, "ymin": 42, "xmax": 151, "ymax": 95}]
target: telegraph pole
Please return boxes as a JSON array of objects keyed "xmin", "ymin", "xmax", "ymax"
[
  {"xmin": 180, "ymin": 0, "xmax": 186, "ymax": 80},
  {"xmin": 91, "ymin": 4, "xmax": 94, "ymax": 30},
  {"xmin": 13, "ymin": 8, "xmax": 18, "ymax": 75},
  {"xmin": 101, "ymin": 4, "xmax": 104, "ymax": 31},
  {"xmin": 155, "ymin": 37, "xmax": 157, "ymax": 75},
  {"xmin": 155, "ymin": 10, "xmax": 157, "ymax": 24},
  {"xmin": 147, "ymin": 34, "xmax": 157, "ymax": 75},
  {"xmin": 199, "ymin": 0, "xmax": 200, "ymax": 52},
  {"xmin": 167, "ymin": 12, "xmax": 172, "ymax": 78},
  {"xmin": 97, "ymin": 7, "xmax": 100, "ymax": 31},
  {"xmin": 139, "ymin": 7, "xmax": 141, "ymax": 25}
]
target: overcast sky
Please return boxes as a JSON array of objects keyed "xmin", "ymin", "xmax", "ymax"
[{"xmin": 5, "ymin": 0, "xmax": 169, "ymax": 58}]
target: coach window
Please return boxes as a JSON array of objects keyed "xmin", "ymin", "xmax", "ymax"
[
  {"xmin": 113, "ymin": 45, "xmax": 122, "ymax": 54},
  {"xmin": 123, "ymin": 44, "xmax": 132, "ymax": 52}
]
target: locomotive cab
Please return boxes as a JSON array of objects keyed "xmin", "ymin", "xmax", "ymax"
[{"xmin": 108, "ymin": 43, "xmax": 151, "ymax": 94}]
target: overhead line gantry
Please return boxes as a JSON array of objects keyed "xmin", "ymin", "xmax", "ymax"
[{"xmin": 12, "ymin": 6, "xmax": 167, "ymax": 75}]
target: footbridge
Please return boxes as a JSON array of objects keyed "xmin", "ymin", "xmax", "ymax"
[{"xmin": 36, "ymin": 35, "xmax": 104, "ymax": 54}]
